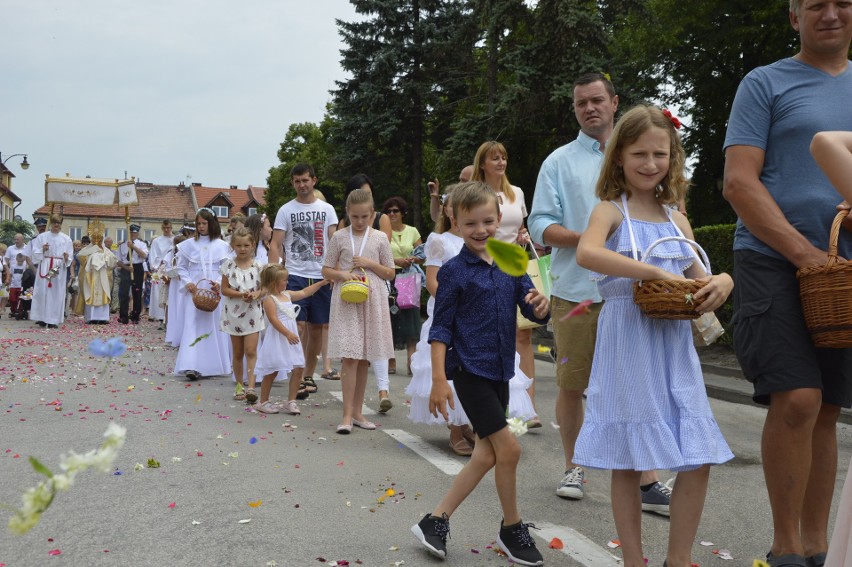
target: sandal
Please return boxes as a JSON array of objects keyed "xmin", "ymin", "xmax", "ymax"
[
  {"xmin": 295, "ymin": 386, "xmax": 310, "ymax": 400},
  {"xmin": 234, "ymin": 383, "xmax": 246, "ymax": 401},
  {"xmin": 301, "ymin": 377, "xmax": 318, "ymax": 393},
  {"xmin": 449, "ymin": 438, "xmax": 474, "ymax": 457},
  {"xmin": 244, "ymin": 388, "xmax": 258, "ymax": 404},
  {"xmin": 321, "ymin": 369, "xmax": 341, "ymax": 380}
]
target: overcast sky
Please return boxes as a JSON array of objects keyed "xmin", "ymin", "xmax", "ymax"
[{"xmin": 2, "ymin": 0, "xmax": 360, "ymax": 220}]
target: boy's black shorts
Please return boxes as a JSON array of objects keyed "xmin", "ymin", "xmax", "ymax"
[{"xmin": 451, "ymin": 368, "xmax": 510, "ymax": 439}]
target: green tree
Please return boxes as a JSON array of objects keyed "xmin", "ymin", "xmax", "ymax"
[
  {"xmin": 0, "ymin": 219, "xmax": 36, "ymax": 246},
  {"xmin": 331, "ymin": 0, "xmax": 477, "ymax": 230},
  {"xmin": 263, "ymin": 114, "xmax": 342, "ymax": 217},
  {"xmin": 610, "ymin": 0, "xmax": 797, "ymax": 226}
]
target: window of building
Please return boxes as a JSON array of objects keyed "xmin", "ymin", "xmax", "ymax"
[
  {"xmin": 69, "ymin": 226, "xmax": 83, "ymax": 241},
  {"xmin": 247, "ymin": 207, "xmax": 257, "ymax": 217},
  {"xmin": 144, "ymin": 229, "xmax": 155, "ymax": 242},
  {"xmin": 116, "ymin": 228, "xmax": 127, "ymax": 242},
  {"xmin": 212, "ymin": 205, "xmax": 228, "ymax": 218}
]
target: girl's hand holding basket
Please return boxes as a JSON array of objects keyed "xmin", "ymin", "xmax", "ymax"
[{"xmin": 691, "ymin": 274, "xmax": 734, "ymax": 314}]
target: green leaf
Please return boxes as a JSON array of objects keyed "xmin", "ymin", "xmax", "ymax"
[
  {"xmin": 486, "ymin": 238, "xmax": 528, "ymax": 277},
  {"xmin": 29, "ymin": 457, "xmax": 53, "ymax": 478},
  {"xmin": 189, "ymin": 333, "xmax": 210, "ymax": 347}
]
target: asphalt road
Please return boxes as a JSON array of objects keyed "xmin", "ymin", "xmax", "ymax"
[{"xmin": 0, "ymin": 315, "xmax": 849, "ymax": 567}]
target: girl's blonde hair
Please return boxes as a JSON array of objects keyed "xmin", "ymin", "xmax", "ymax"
[
  {"xmin": 346, "ymin": 188, "xmax": 374, "ymax": 210},
  {"xmin": 434, "ymin": 183, "xmax": 460, "ymax": 234},
  {"xmin": 451, "ymin": 181, "xmax": 501, "ymax": 220},
  {"xmin": 260, "ymin": 263, "xmax": 289, "ymax": 295},
  {"xmin": 49, "ymin": 214, "xmax": 63, "ymax": 225},
  {"xmin": 472, "ymin": 141, "xmax": 516, "ymax": 203},
  {"xmin": 229, "ymin": 226, "xmax": 256, "ymax": 248},
  {"xmin": 596, "ymin": 104, "xmax": 689, "ymax": 205}
]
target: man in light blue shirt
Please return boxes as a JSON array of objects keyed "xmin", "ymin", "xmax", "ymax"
[{"xmin": 529, "ymin": 73, "xmax": 671, "ymax": 514}]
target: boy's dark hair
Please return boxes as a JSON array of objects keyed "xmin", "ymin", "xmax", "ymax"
[
  {"xmin": 573, "ymin": 72, "xmax": 616, "ymax": 99},
  {"xmin": 290, "ymin": 163, "xmax": 316, "ymax": 179},
  {"xmin": 450, "ymin": 181, "xmax": 501, "ymax": 220}
]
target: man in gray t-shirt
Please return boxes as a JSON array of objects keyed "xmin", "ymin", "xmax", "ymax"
[{"xmin": 723, "ymin": 1, "xmax": 852, "ymax": 565}]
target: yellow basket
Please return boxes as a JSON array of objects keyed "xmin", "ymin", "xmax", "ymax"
[
  {"xmin": 797, "ymin": 210, "xmax": 852, "ymax": 348},
  {"xmin": 340, "ymin": 269, "xmax": 369, "ymax": 304}
]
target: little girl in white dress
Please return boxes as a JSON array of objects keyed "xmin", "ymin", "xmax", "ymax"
[{"xmin": 254, "ymin": 264, "xmax": 328, "ymax": 415}]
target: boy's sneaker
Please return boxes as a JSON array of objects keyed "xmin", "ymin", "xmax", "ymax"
[
  {"xmin": 411, "ymin": 513, "xmax": 450, "ymax": 559},
  {"xmin": 556, "ymin": 467, "xmax": 584, "ymax": 499},
  {"xmin": 641, "ymin": 479, "xmax": 672, "ymax": 516},
  {"xmin": 497, "ymin": 520, "xmax": 544, "ymax": 566}
]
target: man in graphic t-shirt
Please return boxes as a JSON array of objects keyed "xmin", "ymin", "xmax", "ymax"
[{"xmin": 269, "ymin": 163, "xmax": 338, "ymax": 397}]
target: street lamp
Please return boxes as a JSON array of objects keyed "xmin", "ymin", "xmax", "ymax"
[{"xmin": 0, "ymin": 152, "xmax": 30, "ymax": 170}]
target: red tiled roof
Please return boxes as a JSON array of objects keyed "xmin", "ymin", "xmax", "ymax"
[{"xmin": 193, "ymin": 185, "xmax": 267, "ymax": 216}]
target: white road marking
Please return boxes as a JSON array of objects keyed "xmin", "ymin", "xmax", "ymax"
[
  {"xmin": 531, "ymin": 522, "xmax": 622, "ymax": 566},
  {"xmin": 328, "ymin": 391, "xmax": 377, "ymax": 415},
  {"xmin": 383, "ymin": 429, "xmax": 465, "ymax": 476}
]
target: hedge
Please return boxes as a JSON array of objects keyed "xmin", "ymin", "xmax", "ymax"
[{"xmin": 692, "ymin": 223, "xmax": 736, "ymax": 341}]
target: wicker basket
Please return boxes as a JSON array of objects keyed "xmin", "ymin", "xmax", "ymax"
[
  {"xmin": 192, "ymin": 279, "xmax": 221, "ymax": 312},
  {"xmin": 633, "ymin": 236, "xmax": 711, "ymax": 320},
  {"xmin": 797, "ymin": 210, "xmax": 852, "ymax": 348},
  {"xmin": 340, "ymin": 269, "xmax": 369, "ymax": 304}
]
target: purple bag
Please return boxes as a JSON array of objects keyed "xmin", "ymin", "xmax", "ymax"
[{"xmin": 394, "ymin": 271, "xmax": 421, "ymax": 310}]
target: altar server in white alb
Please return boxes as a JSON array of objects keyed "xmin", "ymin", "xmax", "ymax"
[
  {"xmin": 30, "ymin": 215, "xmax": 73, "ymax": 328},
  {"xmin": 148, "ymin": 219, "xmax": 175, "ymax": 326},
  {"xmin": 173, "ymin": 209, "xmax": 232, "ymax": 380}
]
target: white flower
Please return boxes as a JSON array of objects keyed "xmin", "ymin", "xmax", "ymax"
[
  {"xmin": 7, "ymin": 425, "xmax": 126, "ymax": 535},
  {"xmin": 506, "ymin": 417, "xmax": 528, "ymax": 437}
]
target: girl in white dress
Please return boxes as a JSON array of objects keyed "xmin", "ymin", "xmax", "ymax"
[
  {"xmin": 173, "ymin": 209, "xmax": 233, "ymax": 380},
  {"xmin": 220, "ymin": 228, "xmax": 265, "ymax": 403},
  {"xmin": 164, "ymin": 236, "xmax": 185, "ymax": 347},
  {"xmin": 254, "ymin": 264, "xmax": 328, "ymax": 415}
]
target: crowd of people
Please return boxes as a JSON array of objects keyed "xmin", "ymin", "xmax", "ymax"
[{"xmin": 2, "ymin": 2, "xmax": 851, "ymax": 565}]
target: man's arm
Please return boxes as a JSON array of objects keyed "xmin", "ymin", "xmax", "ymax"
[
  {"xmin": 723, "ymin": 145, "xmax": 828, "ymax": 268},
  {"xmin": 528, "ymin": 160, "xmax": 583, "ymax": 249},
  {"xmin": 268, "ymin": 229, "xmax": 285, "ymax": 265}
]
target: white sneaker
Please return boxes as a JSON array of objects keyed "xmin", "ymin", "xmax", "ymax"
[
  {"xmin": 285, "ymin": 400, "xmax": 301, "ymax": 415},
  {"xmin": 556, "ymin": 467, "xmax": 585, "ymax": 500},
  {"xmin": 254, "ymin": 401, "xmax": 279, "ymax": 414}
]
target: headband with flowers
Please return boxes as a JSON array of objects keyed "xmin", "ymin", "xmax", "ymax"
[
  {"xmin": 662, "ymin": 109, "xmax": 682, "ymax": 130},
  {"xmin": 197, "ymin": 207, "xmax": 217, "ymax": 217}
]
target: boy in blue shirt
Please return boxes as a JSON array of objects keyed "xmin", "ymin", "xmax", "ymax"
[{"xmin": 411, "ymin": 181, "xmax": 550, "ymax": 566}]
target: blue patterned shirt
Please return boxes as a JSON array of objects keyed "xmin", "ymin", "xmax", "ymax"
[{"xmin": 429, "ymin": 245, "xmax": 549, "ymax": 382}]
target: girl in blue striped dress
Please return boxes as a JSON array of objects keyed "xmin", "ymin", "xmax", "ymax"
[{"xmin": 575, "ymin": 105, "xmax": 734, "ymax": 567}]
